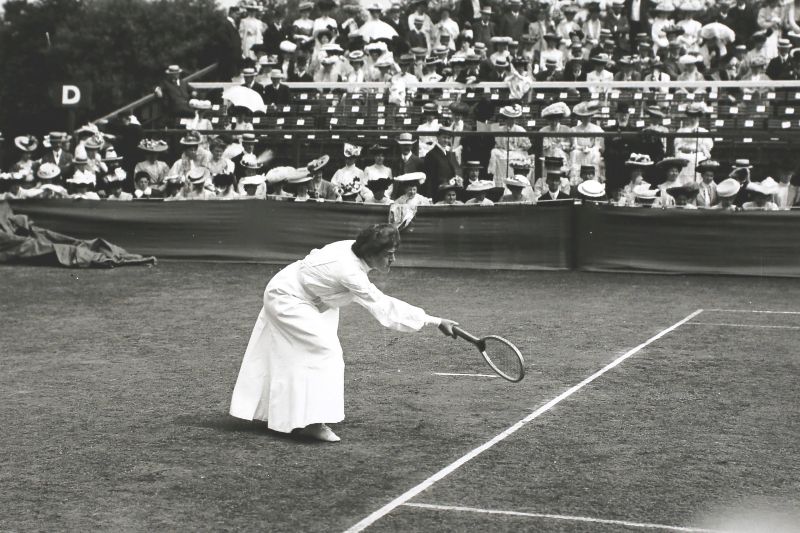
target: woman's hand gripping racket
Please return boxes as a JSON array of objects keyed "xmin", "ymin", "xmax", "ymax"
[{"xmin": 452, "ymin": 325, "xmax": 525, "ymax": 382}]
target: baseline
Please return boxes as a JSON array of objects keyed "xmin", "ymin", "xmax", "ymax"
[
  {"xmin": 685, "ymin": 322, "xmax": 800, "ymax": 330},
  {"xmin": 343, "ymin": 309, "xmax": 705, "ymax": 533},
  {"xmin": 706, "ymin": 309, "xmax": 800, "ymax": 315},
  {"xmin": 401, "ymin": 503, "xmax": 724, "ymax": 533}
]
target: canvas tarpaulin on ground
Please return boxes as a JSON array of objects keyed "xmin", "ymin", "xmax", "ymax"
[{"xmin": 0, "ymin": 201, "xmax": 156, "ymax": 268}]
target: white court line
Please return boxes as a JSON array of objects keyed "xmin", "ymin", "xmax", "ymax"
[
  {"xmin": 342, "ymin": 309, "xmax": 705, "ymax": 533},
  {"xmin": 707, "ymin": 309, "xmax": 800, "ymax": 315},
  {"xmin": 686, "ymin": 322, "xmax": 800, "ymax": 330},
  {"xmin": 402, "ymin": 503, "xmax": 724, "ymax": 533},
  {"xmin": 433, "ymin": 372, "xmax": 498, "ymax": 378}
]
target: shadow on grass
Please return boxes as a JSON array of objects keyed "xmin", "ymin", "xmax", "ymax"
[{"xmin": 173, "ymin": 414, "xmax": 337, "ymax": 444}]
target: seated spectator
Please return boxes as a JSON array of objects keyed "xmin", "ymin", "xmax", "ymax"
[
  {"xmin": 617, "ymin": 153, "xmax": 654, "ymax": 206},
  {"xmin": 262, "ymin": 69, "xmax": 291, "ymax": 106},
  {"xmin": 306, "ymin": 155, "xmax": 339, "ymax": 201},
  {"xmin": 710, "ymin": 177, "xmax": 741, "ymax": 211},
  {"xmin": 346, "ymin": 51, "xmax": 367, "ymax": 84},
  {"xmin": 422, "ymin": 125, "xmax": 459, "ymax": 201},
  {"xmin": 288, "ymin": 53, "xmax": 314, "ymax": 81},
  {"xmin": 663, "ymin": 184, "xmax": 699, "ymax": 208},
  {"xmin": 314, "ymin": 56, "xmax": 340, "ymax": 82},
  {"xmin": 434, "ymin": 181, "xmax": 464, "ymax": 205},
  {"xmin": 105, "ymin": 168, "xmax": 132, "ymax": 201},
  {"xmin": 213, "ymin": 172, "xmax": 240, "ymax": 200},
  {"xmin": 632, "ymin": 183, "xmax": 661, "ymax": 208},
  {"xmin": 499, "ymin": 175, "xmax": 534, "ymax": 204},
  {"xmin": 206, "ymin": 137, "xmax": 235, "ymax": 178},
  {"xmin": 587, "ymin": 53, "xmax": 614, "ymax": 94},
  {"xmin": 0, "ymin": 169, "xmax": 28, "ymax": 200},
  {"xmin": 30, "ymin": 163, "xmax": 68, "ymax": 199},
  {"xmin": 488, "ymin": 104, "xmax": 531, "ymax": 185},
  {"xmin": 729, "ymin": 159, "xmax": 754, "ymax": 207},
  {"xmin": 654, "ymin": 156, "xmax": 689, "ymax": 205},
  {"xmin": 82, "ymin": 136, "xmax": 108, "ymax": 177},
  {"xmin": 364, "ymin": 178, "xmax": 393, "ymax": 204},
  {"xmin": 767, "ymin": 38, "xmax": 793, "ymax": 79},
  {"xmin": 133, "ymin": 171, "xmax": 156, "ymax": 199},
  {"xmin": 743, "ymin": 178, "xmax": 780, "ymax": 210},
  {"xmin": 539, "ymin": 102, "xmax": 573, "ymax": 165},
  {"xmin": 741, "ymin": 55, "xmax": 771, "ymax": 96},
  {"xmin": 364, "ymin": 144, "xmax": 392, "ymax": 184},
  {"xmin": 39, "ymin": 132, "xmax": 73, "ymax": 179},
  {"xmin": 239, "ymin": 173, "xmax": 267, "ymax": 199},
  {"xmin": 179, "ymin": 167, "xmax": 214, "ymax": 200},
  {"xmin": 462, "ymin": 160, "xmax": 483, "ymax": 186},
  {"xmin": 773, "ymin": 164, "xmax": 798, "ymax": 209},
  {"xmin": 562, "ymin": 58, "xmax": 588, "ymax": 82},
  {"xmin": 576, "ymin": 179, "xmax": 608, "ymax": 203},
  {"xmin": 391, "ymin": 172, "xmax": 430, "ymax": 205},
  {"xmin": 465, "ymin": 180, "xmax": 501, "ymax": 206},
  {"xmin": 155, "ymin": 65, "xmax": 193, "ymax": 120},
  {"xmin": 265, "ymin": 166, "xmax": 296, "ymax": 200},
  {"xmin": 67, "ymin": 169, "xmax": 100, "ymax": 200},
  {"xmin": 237, "ymin": 153, "xmax": 267, "ymax": 198},
  {"xmin": 168, "ymin": 131, "xmax": 210, "ymax": 183},
  {"xmin": 695, "ymin": 160, "xmax": 721, "ymax": 207},
  {"xmin": 540, "ymin": 33, "xmax": 564, "ymax": 70},
  {"xmin": 11, "ymin": 135, "xmax": 39, "ymax": 183},
  {"xmin": 538, "ymin": 170, "xmax": 572, "ymax": 201},
  {"xmin": 331, "ymin": 143, "xmax": 365, "ymax": 197},
  {"xmin": 134, "ymin": 139, "xmax": 171, "ymax": 192}
]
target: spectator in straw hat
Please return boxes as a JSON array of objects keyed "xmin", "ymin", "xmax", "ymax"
[
  {"xmin": 39, "ymin": 132, "xmax": 73, "ymax": 178},
  {"xmin": 423, "ymin": 125, "xmax": 460, "ymax": 201},
  {"xmin": 262, "ymin": 69, "xmax": 291, "ymax": 106},
  {"xmin": 742, "ymin": 177, "xmax": 780, "ymax": 210},
  {"xmin": 306, "ymin": 155, "xmax": 339, "ymax": 201},
  {"xmin": 767, "ymin": 38, "xmax": 794, "ymax": 79},
  {"xmin": 433, "ymin": 180, "xmax": 464, "ymax": 205},
  {"xmin": 539, "ymin": 102, "xmax": 573, "ymax": 166},
  {"xmin": 499, "ymin": 174, "xmax": 533, "ymax": 204},
  {"xmin": 617, "ymin": 153, "xmax": 655, "ymax": 206},
  {"xmin": 11, "ymin": 135, "xmax": 39, "ymax": 183},
  {"xmin": 674, "ymin": 101, "xmax": 713, "ymax": 184},
  {"xmin": 178, "ymin": 167, "xmax": 214, "ymax": 200},
  {"xmin": 576, "ymin": 179, "xmax": 609, "ymax": 203},
  {"xmin": 653, "ymin": 156, "xmax": 688, "ymax": 206},
  {"xmin": 569, "ymin": 100, "xmax": 604, "ymax": 183},
  {"xmin": 134, "ymin": 139, "xmax": 171, "ymax": 192},
  {"xmin": 728, "ymin": 158, "xmax": 753, "ymax": 207},
  {"xmin": 265, "ymin": 166, "xmax": 298, "ymax": 200},
  {"xmin": 391, "ymin": 171, "xmax": 430, "ymax": 205},
  {"xmin": 155, "ymin": 65, "xmax": 193, "ymax": 121},
  {"xmin": 67, "ymin": 169, "xmax": 100, "ymax": 200},
  {"xmin": 30, "ymin": 162, "xmax": 68, "ymax": 198},
  {"xmin": 237, "ymin": 154, "xmax": 267, "ymax": 198},
  {"xmin": 395, "ymin": 133, "xmax": 424, "ymax": 176},
  {"xmin": 710, "ymin": 177, "xmax": 741, "ymax": 211},
  {"xmin": 487, "ymin": 104, "xmax": 531, "ymax": 186},
  {"xmin": 587, "ymin": 53, "xmax": 614, "ymax": 94},
  {"xmin": 464, "ymin": 180, "xmax": 497, "ymax": 206},
  {"xmin": 630, "ymin": 183, "xmax": 661, "ymax": 208},
  {"xmin": 168, "ymin": 131, "xmax": 208, "ymax": 184}
]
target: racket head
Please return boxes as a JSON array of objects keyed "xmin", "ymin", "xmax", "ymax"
[{"xmin": 478, "ymin": 335, "xmax": 525, "ymax": 382}]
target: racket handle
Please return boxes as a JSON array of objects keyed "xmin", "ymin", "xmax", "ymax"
[{"xmin": 452, "ymin": 325, "xmax": 480, "ymax": 345}]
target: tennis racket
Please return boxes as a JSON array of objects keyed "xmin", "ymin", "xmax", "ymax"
[{"xmin": 452, "ymin": 326, "xmax": 525, "ymax": 382}]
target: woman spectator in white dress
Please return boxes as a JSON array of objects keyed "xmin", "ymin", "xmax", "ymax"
[
  {"xmin": 364, "ymin": 144, "xmax": 393, "ymax": 183},
  {"xmin": 569, "ymin": 101, "xmax": 604, "ymax": 182},
  {"xmin": 487, "ymin": 104, "xmax": 532, "ymax": 186},
  {"xmin": 229, "ymin": 224, "xmax": 457, "ymax": 442},
  {"xmin": 616, "ymin": 153, "xmax": 654, "ymax": 206},
  {"xmin": 539, "ymin": 102, "xmax": 573, "ymax": 167},
  {"xmin": 586, "ymin": 53, "xmax": 614, "ymax": 95},
  {"xmin": 331, "ymin": 143, "xmax": 366, "ymax": 198},
  {"xmin": 416, "ymin": 103, "xmax": 441, "ymax": 158},
  {"xmin": 674, "ymin": 102, "xmax": 712, "ymax": 184},
  {"xmin": 743, "ymin": 178, "xmax": 781, "ymax": 210}
]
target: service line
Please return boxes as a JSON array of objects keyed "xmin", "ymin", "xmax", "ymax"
[
  {"xmin": 343, "ymin": 309, "xmax": 705, "ymax": 533},
  {"xmin": 432, "ymin": 372, "xmax": 498, "ymax": 378}
]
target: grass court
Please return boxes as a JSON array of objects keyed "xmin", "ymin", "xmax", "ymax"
[{"xmin": 1, "ymin": 263, "xmax": 798, "ymax": 532}]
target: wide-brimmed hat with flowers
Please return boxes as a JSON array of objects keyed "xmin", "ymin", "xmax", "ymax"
[
  {"xmin": 307, "ymin": 154, "xmax": 330, "ymax": 172},
  {"xmin": 343, "ymin": 143, "xmax": 362, "ymax": 158},
  {"xmin": 36, "ymin": 163, "xmax": 61, "ymax": 181},
  {"xmin": 499, "ymin": 104, "xmax": 522, "ymax": 119},
  {"xmin": 625, "ymin": 153, "xmax": 655, "ymax": 167},
  {"xmin": 179, "ymin": 131, "xmax": 202, "ymax": 146},
  {"xmin": 138, "ymin": 139, "xmax": 169, "ymax": 153},
  {"xmin": 14, "ymin": 135, "xmax": 38, "ymax": 152},
  {"xmin": 541, "ymin": 101, "xmax": 571, "ymax": 119},
  {"xmin": 393, "ymin": 171, "xmax": 427, "ymax": 184}
]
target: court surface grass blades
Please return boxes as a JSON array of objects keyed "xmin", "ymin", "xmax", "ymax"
[{"xmin": 1, "ymin": 263, "xmax": 798, "ymax": 533}]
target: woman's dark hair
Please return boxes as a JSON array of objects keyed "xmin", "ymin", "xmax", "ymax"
[{"xmin": 351, "ymin": 224, "xmax": 400, "ymax": 259}]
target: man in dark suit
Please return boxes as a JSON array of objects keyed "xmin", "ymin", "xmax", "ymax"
[
  {"xmin": 261, "ymin": 69, "xmax": 292, "ymax": 106},
  {"xmin": 262, "ymin": 8, "xmax": 288, "ymax": 57},
  {"xmin": 727, "ymin": 0, "xmax": 757, "ymax": 45},
  {"xmin": 395, "ymin": 133, "xmax": 425, "ymax": 176},
  {"xmin": 155, "ymin": 65, "xmax": 193, "ymax": 122},
  {"xmin": 767, "ymin": 39, "xmax": 794, "ymax": 80},
  {"xmin": 423, "ymin": 127, "xmax": 459, "ymax": 201},
  {"xmin": 473, "ymin": 7, "xmax": 495, "ymax": 47},
  {"xmin": 497, "ymin": 0, "xmax": 530, "ymax": 42},
  {"xmin": 39, "ymin": 132, "xmax": 73, "ymax": 179},
  {"xmin": 538, "ymin": 171, "xmax": 572, "ymax": 201},
  {"xmin": 626, "ymin": 0, "xmax": 651, "ymax": 51}
]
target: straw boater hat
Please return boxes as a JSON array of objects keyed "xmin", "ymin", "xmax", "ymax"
[
  {"xmin": 67, "ymin": 169, "xmax": 96, "ymax": 186},
  {"xmin": 625, "ymin": 153, "xmax": 655, "ymax": 167},
  {"xmin": 102, "ymin": 146, "xmax": 123, "ymax": 162},
  {"xmin": 490, "ymin": 36, "xmax": 513, "ymax": 46},
  {"xmin": 716, "ymin": 177, "xmax": 741, "ymax": 198},
  {"xmin": 541, "ymin": 101, "xmax": 571, "ymax": 119},
  {"xmin": 268, "ymin": 69, "xmax": 285, "ymax": 79},
  {"xmin": 572, "ymin": 100, "xmax": 599, "ymax": 117},
  {"xmin": 466, "ymin": 180, "xmax": 505, "ymax": 201},
  {"xmin": 656, "ymin": 156, "xmax": 689, "ymax": 169},
  {"xmin": 84, "ymin": 136, "xmax": 104, "ymax": 151},
  {"xmin": 396, "ymin": 133, "xmax": 416, "ymax": 145},
  {"xmin": 347, "ymin": 50, "xmax": 365, "ymax": 62},
  {"xmin": 138, "ymin": 139, "xmax": 169, "ymax": 153},
  {"xmin": 307, "ymin": 154, "xmax": 330, "ymax": 173},
  {"xmin": 187, "ymin": 167, "xmax": 209, "ymax": 185},
  {"xmin": 240, "ymin": 153, "xmax": 263, "ymax": 169},
  {"xmin": 499, "ymin": 104, "xmax": 522, "ymax": 119},
  {"xmin": 14, "ymin": 135, "xmax": 38, "ymax": 152},
  {"xmin": 633, "ymin": 183, "xmax": 660, "ymax": 200},
  {"xmin": 240, "ymin": 174, "xmax": 267, "ymax": 187},
  {"xmin": 165, "ymin": 65, "xmax": 183, "ymax": 75},
  {"xmin": 728, "ymin": 159, "xmax": 752, "ymax": 180},
  {"xmin": 695, "ymin": 159, "xmax": 721, "ymax": 174},
  {"xmin": 36, "ymin": 162, "xmax": 61, "ymax": 181},
  {"xmin": 577, "ymin": 179, "xmax": 606, "ymax": 198},
  {"xmin": 590, "ymin": 53, "xmax": 612, "ymax": 66},
  {"xmin": 464, "ymin": 160, "xmax": 483, "ymax": 170},
  {"xmin": 393, "ymin": 171, "xmax": 427, "ymax": 185},
  {"xmin": 179, "ymin": 131, "xmax": 202, "ymax": 146},
  {"xmin": 746, "ymin": 177, "xmax": 779, "ymax": 196}
]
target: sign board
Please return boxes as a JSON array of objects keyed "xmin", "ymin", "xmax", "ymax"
[{"xmin": 52, "ymin": 83, "xmax": 93, "ymax": 108}]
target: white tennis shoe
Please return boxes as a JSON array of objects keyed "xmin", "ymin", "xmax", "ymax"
[{"xmin": 297, "ymin": 423, "xmax": 341, "ymax": 442}]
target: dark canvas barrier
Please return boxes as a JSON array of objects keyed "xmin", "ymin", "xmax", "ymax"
[
  {"xmin": 9, "ymin": 200, "xmax": 573, "ymax": 270},
  {"xmin": 576, "ymin": 205, "xmax": 800, "ymax": 278}
]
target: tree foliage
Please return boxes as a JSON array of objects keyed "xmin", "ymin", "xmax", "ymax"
[{"xmin": 0, "ymin": 0, "xmax": 231, "ymax": 136}]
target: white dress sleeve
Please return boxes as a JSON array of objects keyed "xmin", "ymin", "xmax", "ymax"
[{"xmin": 340, "ymin": 268, "xmax": 439, "ymax": 332}]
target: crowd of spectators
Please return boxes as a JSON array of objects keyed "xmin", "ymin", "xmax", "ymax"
[{"xmin": 0, "ymin": 115, "xmax": 797, "ymax": 210}]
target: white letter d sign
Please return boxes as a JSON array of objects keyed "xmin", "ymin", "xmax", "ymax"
[{"xmin": 62, "ymin": 85, "xmax": 81, "ymax": 106}]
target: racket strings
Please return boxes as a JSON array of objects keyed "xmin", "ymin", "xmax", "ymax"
[{"xmin": 482, "ymin": 337, "xmax": 524, "ymax": 381}]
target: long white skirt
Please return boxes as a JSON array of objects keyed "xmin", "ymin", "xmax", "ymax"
[{"xmin": 229, "ymin": 268, "xmax": 345, "ymax": 433}]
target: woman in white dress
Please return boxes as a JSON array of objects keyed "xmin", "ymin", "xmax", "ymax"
[
  {"xmin": 674, "ymin": 101, "xmax": 712, "ymax": 185},
  {"xmin": 487, "ymin": 104, "xmax": 532, "ymax": 186},
  {"xmin": 569, "ymin": 101, "xmax": 604, "ymax": 182},
  {"xmin": 229, "ymin": 224, "xmax": 458, "ymax": 442}
]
